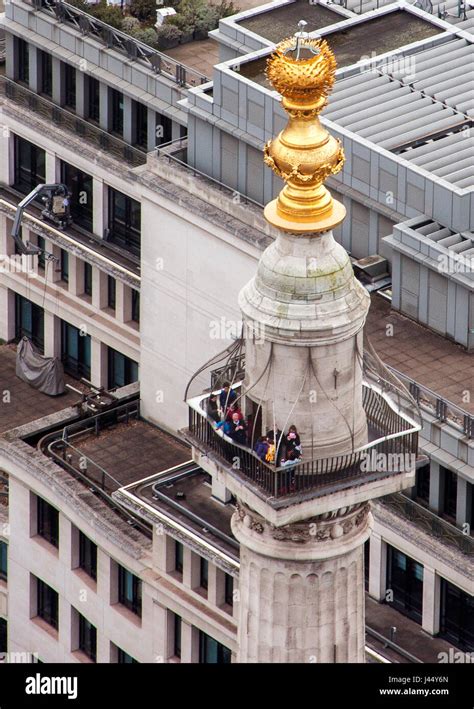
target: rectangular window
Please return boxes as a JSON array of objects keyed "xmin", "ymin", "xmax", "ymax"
[
  {"xmin": 199, "ymin": 631, "xmax": 231, "ymax": 664},
  {"xmin": 224, "ymin": 574, "xmax": 234, "ymax": 607},
  {"xmin": 118, "ymin": 565, "xmax": 142, "ymax": 617},
  {"xmin": 78, "ymin": 613, "xmax": 97, "ymax": 662},
  {"xmin": 61, "ymin": 320, "xmax": 91, "ymax": 380},
  {"xmin": 173, "ymin": 613, "xmax": 181, "ymax": 659},
  {"xmin": 84, "ymin": 262, "xmax": 93, "ymax": 297},
  {"xmin": 155, "ymin": 112, "xmax": 172, "ymax": 146},
  {"xmin": 37, "ymin": 496, "xmax": 59, "ymax": 548},
  {"xmin": 87, "ymin": 76, "xmax": 100, "ymax": 123},
  {"xmin": 18, "ymin": 38, "xmax": 29, "ymax": 84},
  {"xmin": 108, "ymin": 276, "xmax": 116, "ymax": 310},
  {"xmin": 0, "ymin": 541, "xmax": 7, "ymax": 582},
  {"xmin": 441, "ymin": 466, "xmax": 457, "ymax": 520},
  {"xmin": 79, "ymin": 531, "xmax": 97, "ymax": 581},
  {"xmin": 117, "ymin": 647, "xmax": 138, "ymax": 664},
  {"xmin": 440, "ymin": 578, "xmax": 474, "ymax": 652},
  {"xmin": 175, "ymin": 541, "xmax": 183, "ymax": 574},
  {"xmin": 13, "ymin": 135, "xmax": 46, "ymax": 195},
  {"xmin": 131, "ymin": 290, "xmax": 140, "ymax": 324},
  {"xmin": 134, "ymin": 101, "xmax": 147, "ymax": 149},
  {"xmin": 415, "ymin": 462, "xmax": 430, "ymax": 504},
  {"xmin": 37, "ymin": 578, "xmax": 59, "ymax": 629},
  {"xmin": 64, "ymin": 63, "xmax": 76, "ymax": 110},
  {"xmin": 108, "ymin": 188, "xmax": 141, "ymax": 256},
  {"xmin": 15, "ymin": 294, "xmax": 45, "ymax": 353},
  {"xmin": 40, "ymin": 51, "xmax": 52, "ymax": 97},
  {"xmin": 37, "ymin": 236, "xmax": 46, "ymax": 270},
  {"xmin": 107, "ymin": 347, "xmax": 139, "ymax": 390},
  {"xmin": 60, "ymin": 162, "xmax": 93, "ymax": 232},
  {"xmin": 60, "ymin": 250, "xmax": 69, "ymax": 283},
  {"xmin": 200, "ymin": 557, "xmax": 208, "ymax": 591},
  {"xmin": 0, "ymin": 619, "xmax": 6, "ymax": 654},
  {"xmin": 386, "ymin": 545, "xmax": 423, "ymax": 624},
  {"xmin": 111, "ymin": 90, "xmax": 124, "ymax": 135}
]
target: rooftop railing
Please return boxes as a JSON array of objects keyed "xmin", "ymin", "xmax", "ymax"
[
  {"xmin": 31, "ymin": 0, "xmax": 209, "ymax": 88},
  {"xmin": 187, "ymin": 381, "xmax": 419, "ymax": 499},
  {"xmin": 1, "ymin": 76, "xmax": 147, "ymax": 167}
]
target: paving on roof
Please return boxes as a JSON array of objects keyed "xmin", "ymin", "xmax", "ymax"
[
  {"xmin": 0, "ymin": 344, "xmax": 78, "ymax": 434},
  {"xmin": 238, "ymin": 9, "xmax": 441, "ymax": 85},
  {"xmin": 366, "ymin": 295, "xmax": 474, "ymax": 414},
  {"xmin": 237, "ymin": 0, "xmax": 343, "ymax": 42}
]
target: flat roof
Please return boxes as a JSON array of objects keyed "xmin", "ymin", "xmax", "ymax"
[
  {"xmin": 237, "ymin": 0, "xmax": 344, "ymax": 43},
  {"xmin": 366, "ymin": 295, "xmax": 474, "ymax": 414},
  {"xmin": 0, "ymin": 345, "xmax": 78, "ymax": 434},
  {"xmin": 238, "ymin": 10, "xmax": 441, "ymax": 85}
]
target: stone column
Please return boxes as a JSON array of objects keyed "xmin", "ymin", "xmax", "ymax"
[
  {"xmin": 368, "ymin": 531, "xmax": 387, "ymax": 602},
  {"xmin": 456, "ymin": 476, "xmax": 472, "ymax": 530},
  {"xmin": 123, "ymin": 95, "xmax": 134, "ymax": 146},
  {"xmin": 422, "ymin": 566, "xmax": 440, "ymax": 636},
  {"xmin": 232, "ymin": 500, "xmax": 371, "ymax": 663},
  {"xmin": 429, "ymin": 461, "xmax": 442, "ymax": 514},
  {"xmin": 99, "ymin": 83, "xmax": 111, "ymax": 133}
]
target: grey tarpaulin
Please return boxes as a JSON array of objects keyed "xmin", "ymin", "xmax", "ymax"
[{"xmin": 16, "ymin": 337, "xmax": 66, "ymax": 396}]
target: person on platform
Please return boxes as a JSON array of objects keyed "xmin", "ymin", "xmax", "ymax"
[
  {"xmin": 285, "ymin": 424, "xmax": 302, "ymax": 459},
  {"xmin": 207, "ymin": 394, "xmax": 220, "ymax": 423},
  {"xmin": 219, "ymin": 382, "xmax": 237, "ymax": 413},
  {"xmin": 229, "ymin": 412, "xmax": 247, "ymax": 445},
  {"xmin": 254, "ymin": 436, "xmax": 269, "ymax": 461}
]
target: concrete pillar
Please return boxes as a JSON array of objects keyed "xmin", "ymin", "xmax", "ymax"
[
  {"xmin": 68, "ymin": 255, "xmax": 84, "ymax": 297},
  {"xmin": 5, "ymin": 33, "xmax": 15, "ymax": 81},
  {"xmin": 422, "ymin": 566, "xmax": 440, "ymax": 636},
  {"xmin": 171, "ymin": 121, "xmax": 182, "ymax": 142},
  {"xmin": 99, "ymin": 83, "xmax": 110, "ymax": 133},
  {"xmin": 180, "ymin": 620, "xmax": 197, "ymax": 663},
  {"xmin": 90, "ymin": 338, "xmax": 107, "ymax": 389},
  {"xmin": 152, "ymin": 602, "xmax": 169, "ymax": 662},
  {"xmin": 92, "ymin": 268, "xmax": 107, "ymax": 310},
  {"xmin": 75, "ymin": 69, "xmax": 86, "ymax": 119},
  {"xmin": 45, "ymin": 152, "xmax": 57, "ymax": 184},
  {"xmin": 0, "ymin": 288, "xmax": 16, "ymax": 343},
  {"xmin": 368, "ymin": 532, "xmax": 387, "ymax": 602},
  {"xmin": 233, "ymin": 501, "xmax": 371, "ymax": 663},
  {"xmin": 92, "ymin": 178, "xmax": 105, "ymax": 239},
  {"xmin": 429, "ymin": 461, "xmax": 442, "ymax": 514},
  {"xmin": 147, "ymin": 108, "xmax": 156, "ymax": 152},
  {"xmin": 28, "ymin": 44, "xmax": 40, "ymax": 94},
  {"xmin": 116, "ymin": 282, "xmax": 131, "ymax": 324},
  {"xmin": 456, "ymin": 476, "xmax": 472, "ymax": 531},
  {"xmin": 212, "ymin": 477, "xmax": 231, "ymax": 504},
  {"xmin": 123, "ymin": 95, "xmax": 134, "ymax": 146},
  {"xmin": 182, "ymin": 548, "xmax": 199, "ymax": 591},
  {"xmin": 0, "ymin": 133, "xmax": 13, "ymax": 186},
  {"xmin": 152, "ymin": 532, "xmax": 175, "ymax": 574},
  {"xmin": 43, "ymin": 312, "xmax": 61, "ymax": 359},
  {"xmin": 51, "ymin": 57, "xmax": 64, "ymax": 106}
]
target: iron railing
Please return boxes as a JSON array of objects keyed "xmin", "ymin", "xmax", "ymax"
[
  {"xmin": 1, "ymin": 76, "xmax": 147, "ymax": 167},
  {"xmin": 380, "ymin": 493, "xmax": 474, "ymax": 555},
  {"xmin": 187, "ymin": 383, "xmax": 419, "ymax": 498},
  {"xmin": 33, "ymin": 0, "xmax": 209, "ymax": 88}
]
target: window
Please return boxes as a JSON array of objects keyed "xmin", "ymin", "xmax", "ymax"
[
  {"xmin": 108, "ymin": 188, "xmax": 141, "ymax": 256},
  {"xmin": 17, "ymin": 38, "xmax": 29, "ymax": 84},
  {"xmin": 175, "ymin": 541, "xmax": 183, "ymax": 574},
  {"xmin": 61, "ymin": 320, "xmax": 91, "ymax": 379},
  {"xmin": 79, "ymin": 531, "xmax": 97, "ymax": 581},
  {"xmin": 40, "ymin": 51, "xmax": 52, "ymax": 97},
  {"xmin": 118, "ymin": 565, "xmax": 142, "ymax": 617},
  {"xmin": 199, "ymin": 631, "xmax": 231, "ymax": 664},
  {"xmin": 60, "ymin": 162, "xmax": 93, "ymax": 232},
  {"xmin": 131, "ymin": 290, "xmax": 140, "ymax": 324},
  {"xmin": 134, "ymin": 101, "xmax": 147, "ymax": 149},
  {"xmin": 111, "ymin": 90, "xmax": 124, "ymax": 135},
  {"xmin": 117, "ymin": 648, "xmax": 138, "ymax": 664},
  {"xmin": 415, "ymin": 462, "xmax": 430, "ymax": 505},
  {"xmin": 441, "ymin": 466, "xmax": 457, "ymax": 520},
  {"xmin": 0, "ymin": 541, "xmax": 7, "ymax": 582},
  {"xmin": 200, "ymin": 557, "xmax": 208, "ymax": 591},
  {"xmin": 108, "ymin": 276, "xmax": 116, "ymax": 310},
  {"xmin": 37, "ymin": 496, "xmax": 59, "ymax": 548},
  {"xmin": 224, "ymin": 574, "xmax": 233, "ymax": 607},
  {"xmin": 87, "ymin": 76, "xmax": 100, "ymax": 123},
  {"xmin": 64, "ymin": 63, "xmax": 76, "ymax": 110},
  {"xmin": 60, "ymin": 250, "xmax": 69, "ymax": 283},
  {"xmin": 84, "ymin": 262, "xmax": 93, "ymax": 297},
  {"xmin": 36, "ymin": 578, "xmax": 59, "ymax": 629},
  {"xmin": 78, "ymin": 613, "xmax": 97, "ymax": 662},
  {"xmin": 173, "ymin": 613, "xmax": 181, "ymax": 659},
  {"xmin": 440, "ymin": 578, "xmax": 474, "ymax": 652},
  {"xmin": 386, "ymin": 546, "xmax": 424, "ymax": 624},
  {"xmin": 155, "ymin": 112, "xmax": 172, "ymax": 146},
  {"xmin": 0, "ymin": 619, "xmax": 6, "ymax": 654},
  {"xmin": 37, "ymin": 236, "xmax": 46, "ymax": 270},
  {"xmin": 107, "ymin": 348, "xmax": 138, "ymax": 390},
  {"xmin": 15, "ymin": 295, "xmax": 44, "ymax": 352},
  {"xmin": 13, "ymin": 135, "xmax": 46, "ymax": 195}
]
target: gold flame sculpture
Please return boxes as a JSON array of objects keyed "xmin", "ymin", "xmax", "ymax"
[{"xmin": 263, "ymin": 34, "xmax": 346, "ymax": 233}]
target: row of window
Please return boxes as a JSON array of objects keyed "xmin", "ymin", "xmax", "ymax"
[
  {"xmin": 13, "ymin": 135, "xmax": 142, "ymax": 256},
  {"xmin": 174, "ymin": 541, "xmax": 234, "ymax": 608},
  {"xmin": 172, "ymin": 613, "xmax": 230, "ymax": 663},
  {"xmin": 15, "ymin": 294, "xmax": 139, "ymax": 386},
  {"xmin": 415, "ymin": 463, "xmax": 473, "ymax": 529},
  {"xmin": 15, "ymin": 40, "xmax": 176, "ymax": 149}
]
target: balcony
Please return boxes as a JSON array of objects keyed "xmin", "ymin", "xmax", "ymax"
[
  {"xmin": 183, "ymin": 341, "xmax": 421, "ymax": 502},
  {"xmin": 1, "ymin": 76, "xmax": 146, "ymax": 167}
]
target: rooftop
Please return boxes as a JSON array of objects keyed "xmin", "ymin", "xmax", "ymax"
[
  {"xmin": 237, "ymin": 0, "xmax": 344, "ymax": 43},
  {"xmin": 238, "ymin": 10, "xmax": 442, "ymax": 85},
  {"xmin": 366, "ymin": 294, "xmax": 474, "ymax": 414},
  {"xmin": 0, "ymin": 345, "xmax": 78, "ymax": 434}
]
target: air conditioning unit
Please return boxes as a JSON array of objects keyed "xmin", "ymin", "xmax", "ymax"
[
  {"xmin": 352, "ymin": 254, "xmax": 391, "ymax": 293},
  {"xmin": 155, "ymin": 7, "xmax": 176, "ymax": 25}
]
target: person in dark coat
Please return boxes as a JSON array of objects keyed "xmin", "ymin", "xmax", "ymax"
[
  {"xmin": 207, "ymin": 394, "xmax": 220, "ymax": 423},
  {"xmin": 219, "ymin": 382, "xmax": 237, "ymax": 412},
  {"xmin": 229, "ymin": 412, "xmax": 247, "ymax": 445},
  {"xmin": 254, "ymin": 436, "xmax": 269, "ymax": 461},
  {"xmin": 285, "ymin": 424, "xmax": 302, "ymax": 458}
]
